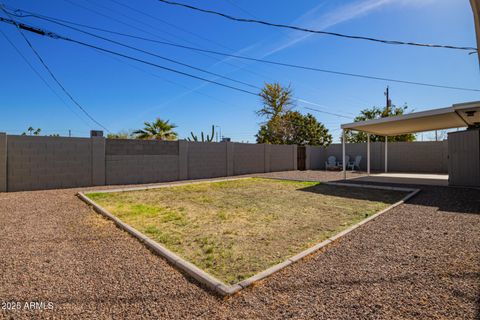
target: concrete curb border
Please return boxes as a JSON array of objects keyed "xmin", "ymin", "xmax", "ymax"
[{"xmin": 77, "ymin": 178, "xmax": 420, "ymax": 297}]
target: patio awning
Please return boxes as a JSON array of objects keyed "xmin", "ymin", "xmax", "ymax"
[{"xmin": 341, "ymin": 101, "xmax": 480, "ymax": 135}]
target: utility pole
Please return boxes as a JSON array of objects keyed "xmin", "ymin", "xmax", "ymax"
[
  {"xmin": 384, "ymin": 86, "xmax": 391, "ymax": 114},
  {"xmin": 214, "ymin": 125, "xmax": 221, "ymax": 142}
]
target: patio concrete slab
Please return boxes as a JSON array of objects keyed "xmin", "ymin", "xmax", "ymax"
[{"xmin": 352, "ymin": 172, "xmax": 449, "ymax": 186}]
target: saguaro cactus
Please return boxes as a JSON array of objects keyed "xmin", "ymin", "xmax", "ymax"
[{"xmin": 188, "ymin": 125, "xmax": 215, "ymax": 142}]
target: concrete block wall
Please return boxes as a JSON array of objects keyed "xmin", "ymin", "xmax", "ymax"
[
  {"xmin": 0, "ymin": 131, "xmax": 452, "ymax": 192},
  {"xmin": 106, "ymin": 140, "xmax": 179, "ymax": 185},
  {"xmin": 387, "ymin": 141, "xmax": 448, "ymax": 173},
  {"xmin": 233, "ymin": 143, "xmax": 265, "ymax": 175},
  {"xmin": 106, "ymin": 155, "xmax": 179, "ymax": 184},
  {"xmin": 308, "ymin": 146, "xmax": 325, "ymax": 170},
  {"xmin": 103, "ymin": 140, "xmax": 298, "ymax": 186},
  {"xmin": 187, "ymin": 142, "xmax": 227, "ymax": 179},
  {"xmin": 308, "ymin": 141, "xmax": 448, "ymax": 173},
  {"xmin": 0, "ymin": 133, "xmax": 6, "ymax": 192},
  {"xmin": 270, "ymin": 144, "xmax": 296, "ymax": 172},
  {"xmin": 91, "ymin": 137, "xmax": 106, "ymax": 186},
  {"xmin": 6, "ymin": 135, "xmax": 95, "ymax": 191}
]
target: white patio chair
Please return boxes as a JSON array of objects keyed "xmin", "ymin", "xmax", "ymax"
[
  {"xmin": 325, "ymin": 156, "xmax": 337, "ymax": 170},
  {"xmin": 337, "ymin": 155, "xmax": 350, "ymax": 168},
  {"xmin": 348, "ymin": 155, "xmax": 362, "ymax": 171}
]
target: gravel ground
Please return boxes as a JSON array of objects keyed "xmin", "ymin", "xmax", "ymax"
[{"xmin": 0, "ymin": 171, "xmax": 479, "ymax": 319}]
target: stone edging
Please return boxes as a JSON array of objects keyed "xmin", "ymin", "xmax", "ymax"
[{"xmin": 77, "ymin": 179, "xmax": 420, "ymax": 297}]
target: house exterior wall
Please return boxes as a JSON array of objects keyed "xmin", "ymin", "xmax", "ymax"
[{"xmin": 448, "ymin": 129, "xmax": 480, "ymax": 187}]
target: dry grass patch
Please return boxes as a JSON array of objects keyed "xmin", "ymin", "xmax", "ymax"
[{"xmin": 87, "ymin": 178, "xmax": 406, "ymax": 284}]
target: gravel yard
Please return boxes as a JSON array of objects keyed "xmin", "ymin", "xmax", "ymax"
[{"xmin": 0, "ymin": 171, "xmax": 479, "ymax": 319}]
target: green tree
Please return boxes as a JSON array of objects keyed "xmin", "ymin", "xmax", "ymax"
[
  {"xmin": 133, "ymin": 118, "xmax": 178, "ymax": 140},
  {"xmin": 256, "ymin": 111, "xmax": 332, "ymax": 146},
  {"xmin": 255, "ymin": 83, "xmax": 331, "ymax": 146},
  {"xmin": 257, "ymin": 82, "xmax": 294, "ymax": 119},
  {"xmin": 345, "ymin": 105, "xmax": 416, "ymax": 143}
]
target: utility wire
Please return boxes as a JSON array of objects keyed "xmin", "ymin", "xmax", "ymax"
[
  {"xmin": 0, "ymin": 10, "xmax": 110, "ymax": 132},
  {"xmin": 63, "ymin": 0, "xmax": 273, "ymax": 83},
  {"xmin": 102, "ymin": 50, "xmax": 250, "ymax": 114},
  {"xmin": 155, "ymin": 0, "xmax": 478, "ymax": 52},
  {"xmin": 12, "ymin": 9, "xmax": 480, "ymax": 93},
  {"xmin": 25, "ymin": 13, "xmax": 259, "ymax": 90},
  {"xmin": 224, "ymin": 0, "xmax": 259, "ymax": 19},
  {"xmin": 0, "ymin": 29, "xmax": 92, "ymax": 128},
  {"xmin": 104, "ymin": 0, "xmax": 280, "ymax": 87},
  {"xmin": 0, "ymin": 16, "xmax": 354, "ymax": 120},
  {"xmin": 5, "ymin": 7, "xmax": 353, "ymax": 116},
  {"xmin": 26, "ymin": 8, "xmax": 348, "ymax": 114},
  {"xmin": 109, "ymin": 0, "xmax": 230, "ymax": 52},
  {"xmin": 0, "ymin": 16, "xmax": 259, "ymax": 96}
]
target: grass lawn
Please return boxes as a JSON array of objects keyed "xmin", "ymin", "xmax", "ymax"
[{"xmin": 87, "ymin": 178, "xmax": 407, "ymax": 285}]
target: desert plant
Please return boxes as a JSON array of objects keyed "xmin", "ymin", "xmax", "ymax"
[
  {"xmin": 188, "ymin": 125, "xmax": 215, "ymax": 142},
  {"xmin": 107, "ymin": 130, "xmax": 134, "ymax": 139}
]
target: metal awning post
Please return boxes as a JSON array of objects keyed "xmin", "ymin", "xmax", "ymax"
[
  {"xmin": 367, "ymin": 133, "xmax": 371, "ymax": 175},
  {"xmin": 385, "ymin": 135, "xmax": 388, "ymax": 173},
  {"xmin": 342, "ymin": 129, "xmax": 346, "ymax": 180}
]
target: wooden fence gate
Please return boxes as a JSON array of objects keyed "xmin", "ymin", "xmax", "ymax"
[{"xmin": 297, "ymin": 146, "xmax": 306, "ymax": 171}]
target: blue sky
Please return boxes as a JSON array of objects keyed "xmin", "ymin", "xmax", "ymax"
[{"xmin": 1, "ymin": 0, "xmax": 478, "ymax": 141}]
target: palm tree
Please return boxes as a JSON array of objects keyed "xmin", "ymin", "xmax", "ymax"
[{"xmin": 133, "ymin": 118, "xmax": 178, "ymax": 140}]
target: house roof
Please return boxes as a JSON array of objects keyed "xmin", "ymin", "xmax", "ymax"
[{"xmin": 341, "ymin": 101, "xmax": 480, "ymax": 135}]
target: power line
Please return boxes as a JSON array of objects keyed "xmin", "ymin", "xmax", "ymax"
[
  {"xmin": 109, "ymin": 0, "xmax": 231, "ymax": 51},
  {"xmin": 24, "ymin": 13, "xmax": 259, "ymax": 90},
  {"xmin": 0, "ymin": 16, "xmax": 355, "ymax": 120},
  {"xmin": 63, "ymin": 0, "xmax": 275, "ymax": 84},
  {"xmin": 155, "ymin": 0, "xmax": 477, "ymax": 52},
  {"xmin": 102, "ymin": 50, "xmax": 251, "ymax": 115},
  {"xmin": 1, "ymin": 11, "xmax": 356, "ymax": 119},
  {"xmin": 224, "ymin": 0, "xmax": 259, "ymax": 19},
  {"xmin": 1, "ymin": 9, "xmax": 110, "ymax": 132},
  {"xmin": 0, "ymin": 16, "xmax": 259, "ymax": 96},
  {"xmin": 104, "ymin": 0, "xmax": 285, "ymax": 88},
  {"xmin": 4, "ymin": 9, "xmax": 355, "ymax": 116},
  {"xmin": 0, "ymin": 29, "xmax": 92, "ymax": 128},
  {"xmin": 105, "ymin": 0, "xmax": 280, "ymax": 86},
  {"xmin": 13, "ymin": 9, "xmax": 480, "ymax": 93}
]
